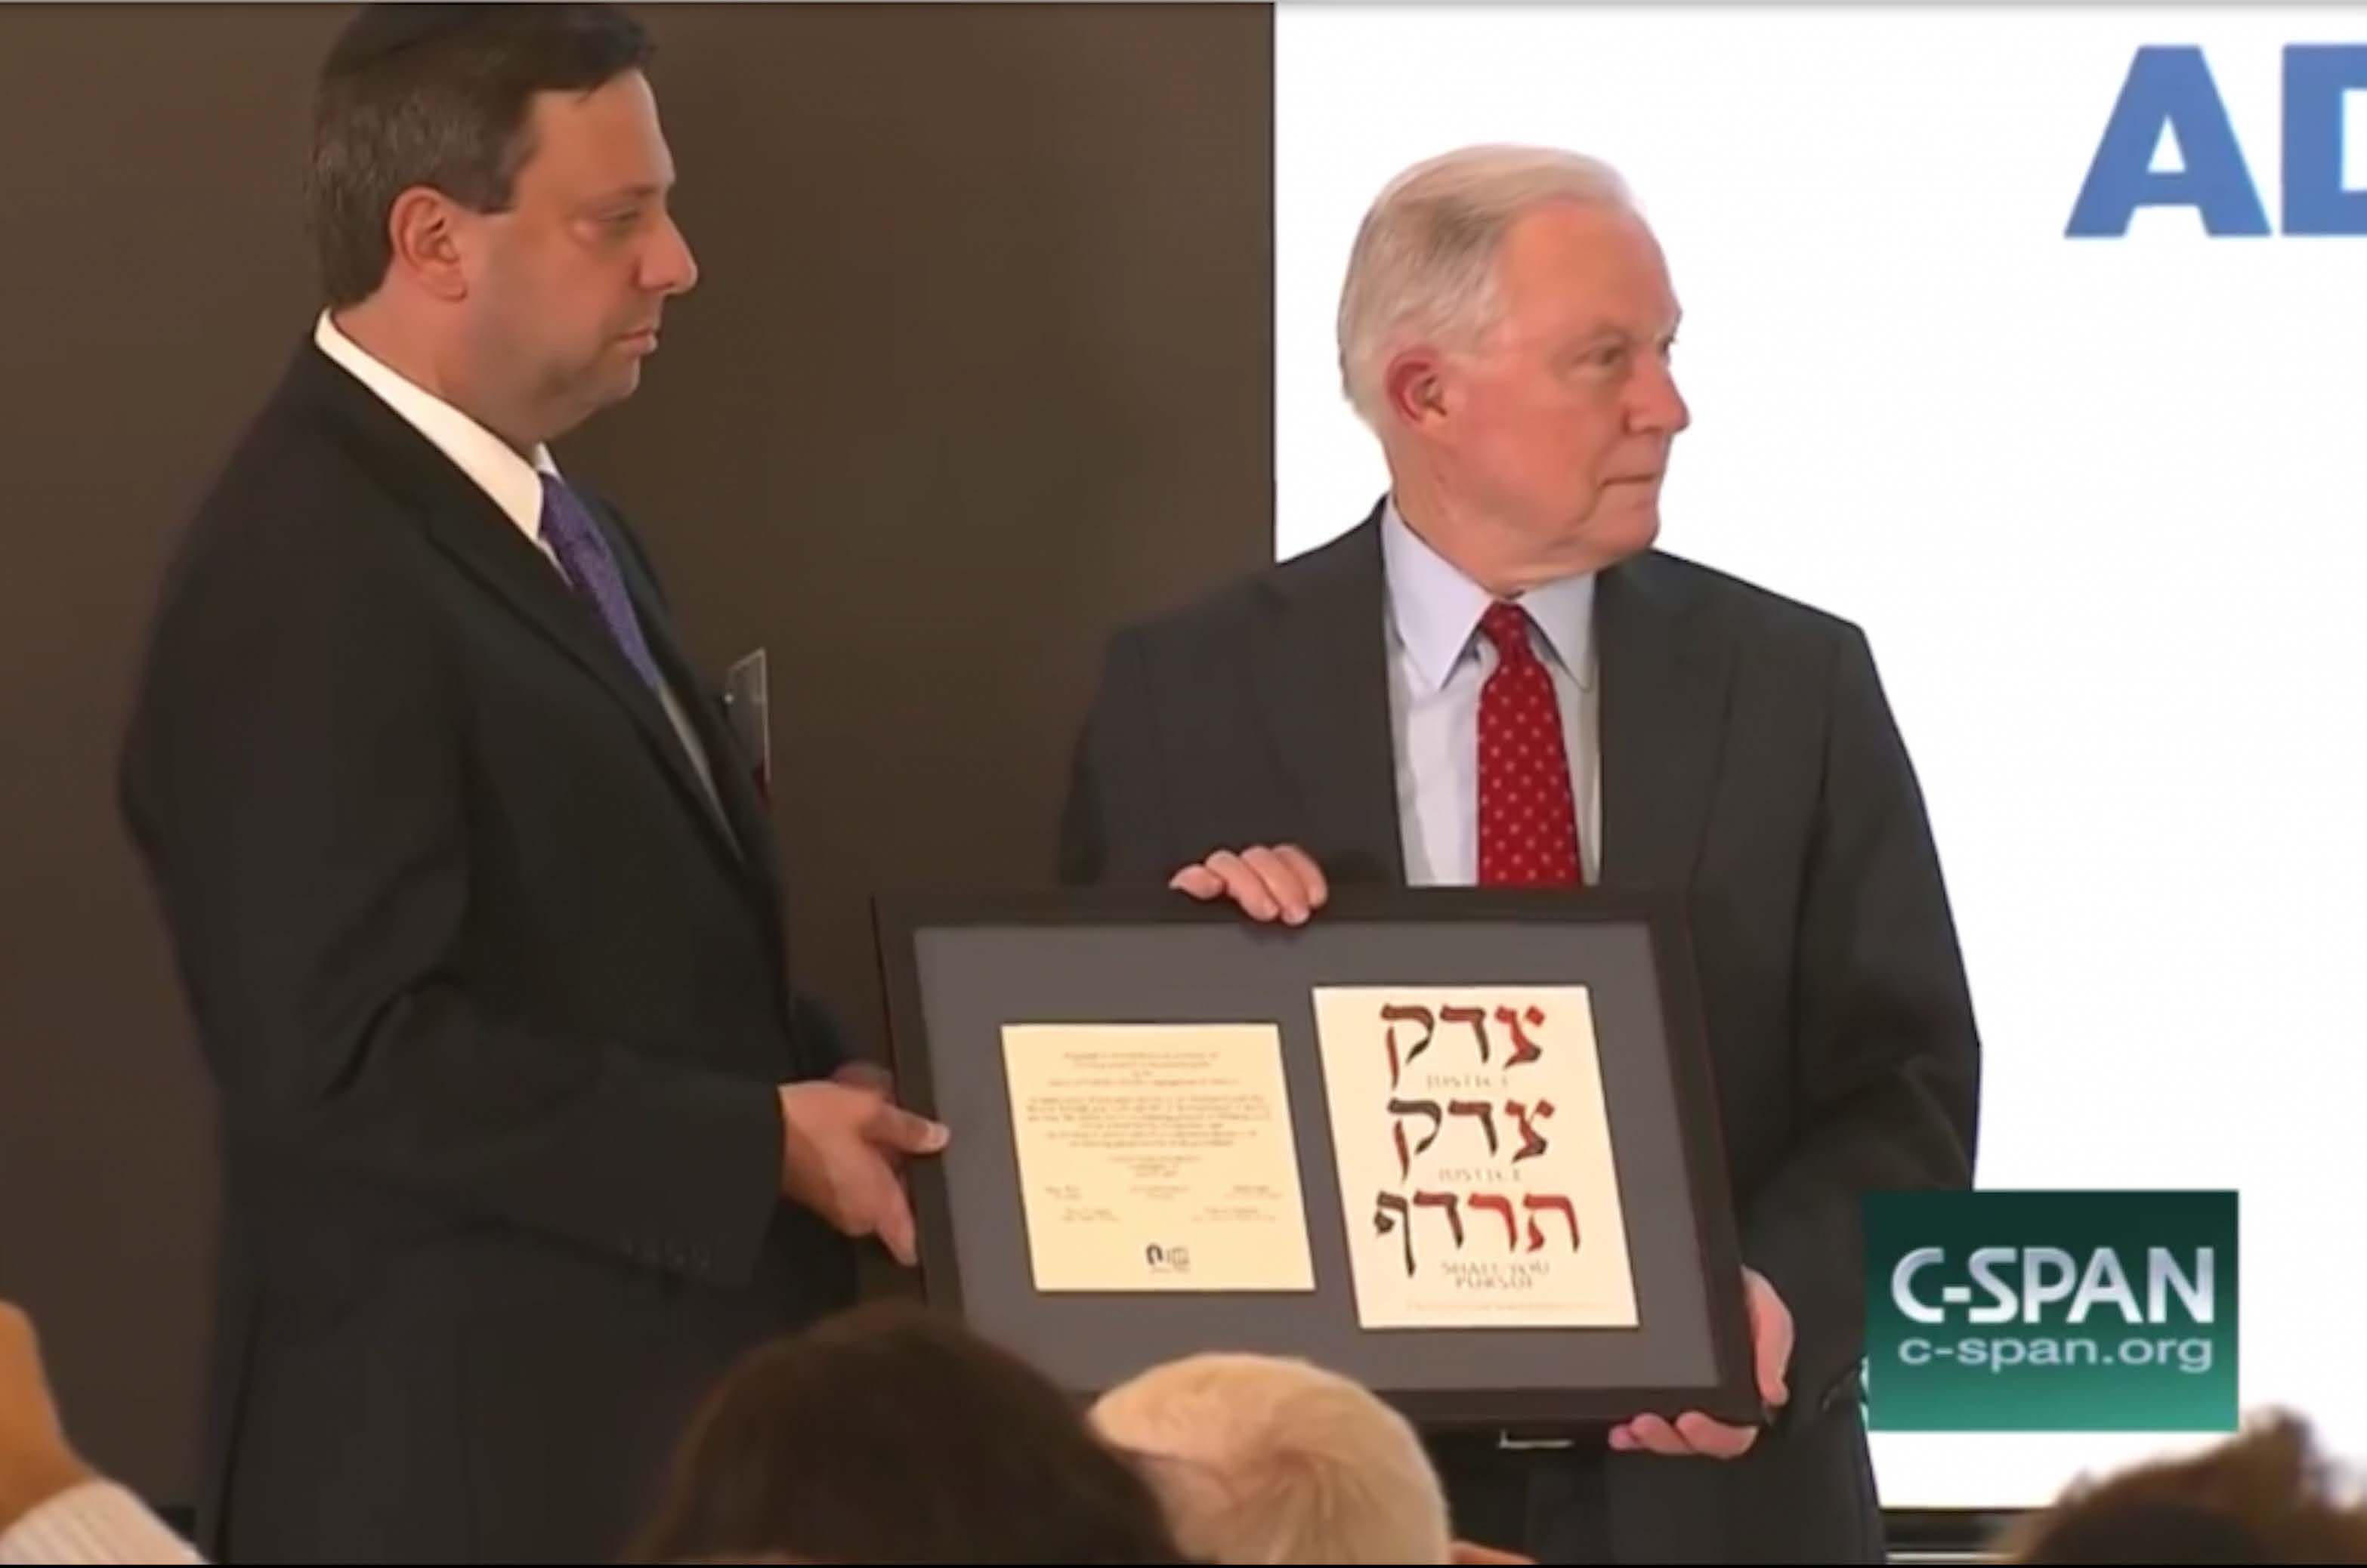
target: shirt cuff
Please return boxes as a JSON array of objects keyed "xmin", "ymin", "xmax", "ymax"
[{"xmin": 0, "ymin": 1481, "xmax": 202, "ymax": 1565}]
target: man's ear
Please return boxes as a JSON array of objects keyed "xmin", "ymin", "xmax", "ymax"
[
  {"xmin": 1383, "ymin": 347, "xmax": 1452, "ymax": 434},
  {"xmin": 385, "ymin": 185, "xmax": 471, "ymax": 302}
]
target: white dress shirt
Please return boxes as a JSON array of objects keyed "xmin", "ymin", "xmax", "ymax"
[
  {"xmin": 1381, "ymin": 498, "xmax": 1602, "ymax": 886},
  {"xmin": 311, "ymin": 312, "xmax": 725, "ymax": 818},
  {"xmin": 0, "ymin": 1482, "xmax": 202, "ymax": 1565}
]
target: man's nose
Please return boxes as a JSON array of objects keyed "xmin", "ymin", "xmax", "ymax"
[
  {"xmin": 1629, "ymin": 353, "xmax": 1689, "ymax": 435},
  {"xmin": 644, "ymin": 211, "xmax": 699, "ymax": 297}
]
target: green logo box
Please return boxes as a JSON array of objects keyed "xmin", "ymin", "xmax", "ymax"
[{"xmin": 1863, "ymin": 1191, "xmax": 2236, "ymax": 1433}]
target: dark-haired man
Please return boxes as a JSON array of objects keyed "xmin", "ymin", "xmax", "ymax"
[{"xmin": 119, "ymin": 8, "xmax": 944, "ymax": 1560}]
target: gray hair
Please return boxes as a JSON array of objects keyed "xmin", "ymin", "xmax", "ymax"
[{"xmin": 1336, "ymin": 144, "xmax": 1636, "ymax": 427}]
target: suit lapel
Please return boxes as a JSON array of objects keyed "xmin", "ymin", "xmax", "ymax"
[
  {"xmin": 1253, "ymin": 504, "xmax": 1729, "ymax": 895},
  {"xmin": 297, "ymin": 346, "xmax": 752, "ymax": 886},
  {"xmin": 1596, "ymin": 554, "xmax": 1733, "ymax": 891},
  {"xmin": 603, "ymin": 526, "xmax": 790, "ymax": 917},
  {"xmin": 1256, "ymin": 514, "xmax": 1407, "ymax": 886}
]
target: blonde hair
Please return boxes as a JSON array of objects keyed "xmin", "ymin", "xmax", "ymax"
[
  {"xmin": 1337, "ymin": 144, "xmax": 1635, "ymax": 427},
  {"xmin": 1091, "ymin": 1353, "xmax": 1452, "ymax": 1564}
]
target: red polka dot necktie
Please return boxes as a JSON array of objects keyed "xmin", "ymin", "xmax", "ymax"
[{"xmin": 1476, "ymin": 600, "xmax": 1583, "ymax": 887}]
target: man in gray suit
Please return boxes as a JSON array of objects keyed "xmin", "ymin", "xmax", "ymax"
[{"xmin": 1061, "ymin": 145, "xmax": 1979, "ymax": 1563}]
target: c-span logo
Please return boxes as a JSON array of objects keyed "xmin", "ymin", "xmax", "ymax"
[{"xmin": 1865, "ymin": 1192, "xmax": 2236, "ymax": 1431}]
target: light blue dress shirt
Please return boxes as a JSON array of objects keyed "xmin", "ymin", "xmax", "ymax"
[{"xmin": 1380, "ymin": 498, "xmax": 1602, "ymax": 887}]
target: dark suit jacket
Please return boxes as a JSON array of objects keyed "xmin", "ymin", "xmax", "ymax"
[
  {"xmin": 1059, "ymin": 509, "xmax": 1979, "ymax": 1563},
  {"xmin": 119, "ymin": 343, "xmax": 855, "ymax": 1563}
]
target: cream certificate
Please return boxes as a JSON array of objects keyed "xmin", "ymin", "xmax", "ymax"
[
  {"xmin": 1312, "ymin": 985, "xmax": 1639, "ymax": 1330},
  {"xmin": 1002, "ymin": 1023, "xmax": 1317, "ymax": 1292}
]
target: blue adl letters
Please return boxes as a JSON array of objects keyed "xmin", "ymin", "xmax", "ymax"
[{"xmin": 2068, "ymin": 44, "xmax": 2367, "ymax": 236}]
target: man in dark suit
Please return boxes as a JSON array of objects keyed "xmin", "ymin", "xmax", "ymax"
[
  {"xmin": 1060, "ymin": 146, "xmax": 1979, "ymax": 1563},
  {"xmin": 118, "ymin": 8, "xmax": 944, "ymax": 1561}
]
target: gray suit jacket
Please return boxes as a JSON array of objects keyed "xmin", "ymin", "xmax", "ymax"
[{"xmin": 1059, "ymin": 507, "xmax": 1979, "ymax": 1562}]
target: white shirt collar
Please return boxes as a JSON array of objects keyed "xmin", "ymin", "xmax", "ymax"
[
  {"xmin": 313, "ymin": 309, "xmax": 559, "ymax": 545},
  {"xmin": 1380, "ymin": 496, "xmax": 1596, "ymax": 696}
]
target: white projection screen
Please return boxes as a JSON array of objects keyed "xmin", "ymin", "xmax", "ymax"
[{"xmin": 1277, "ymin": 3, "xmax": 2367, "ymax": 1511}]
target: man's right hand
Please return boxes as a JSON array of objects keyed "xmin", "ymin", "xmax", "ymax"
[
  {"xmin": 776, "ymin": 1082, "xmax": 949, "ymax": 1267},
  {"xmin": 1169, "ymin": 844, "xmax": 1329, "ymax": 924}
]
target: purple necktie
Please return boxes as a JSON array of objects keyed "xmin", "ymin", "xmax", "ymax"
[{"xmin": 538, "ymin": 472, "xmax": 664, "ymax": 694}]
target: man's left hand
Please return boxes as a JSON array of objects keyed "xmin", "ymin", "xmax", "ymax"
[{"xmin": 1607, "ymin": 1267, "xmax": 1791, "ymax": 1459}]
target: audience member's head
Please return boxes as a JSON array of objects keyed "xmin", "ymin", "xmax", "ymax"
[
  {"xmin": 1091, "ymin": 1351, "xmax": 1452, "ymax": 1564},
  {"xmin": 0, "ymin": 1301, "xmax": 95, "ymax": 1534},
  {"xmin": 625, "ymin": 1302, "xmax": 1187, "ymax": 1564},
  {"xmin": 2001, "ymin": 1412, "xmax": 2367, "ymax": 1563}
]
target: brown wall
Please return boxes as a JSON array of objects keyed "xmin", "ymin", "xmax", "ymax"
[{"xmin": 0, "ymin": 3, "xmax": 1272, "ymax": 1505}]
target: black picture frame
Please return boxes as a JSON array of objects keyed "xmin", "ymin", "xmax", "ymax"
[{"xmin": 873, "ymin": 887, "xmax": 1759, "ymax": 1433}]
